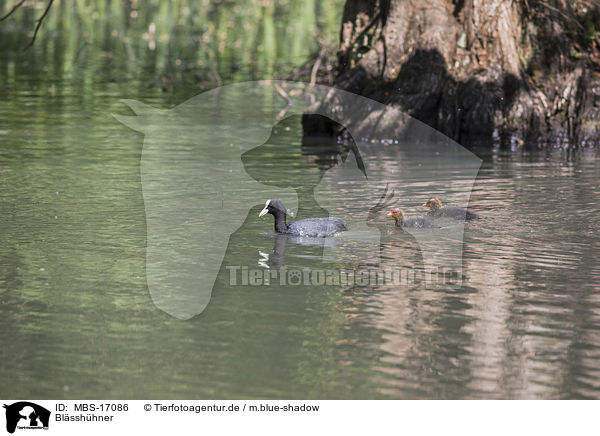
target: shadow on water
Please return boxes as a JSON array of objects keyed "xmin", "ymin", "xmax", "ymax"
[{"xmin": 241, "ymin": 114, "xmax": 365, "ymax": 220}]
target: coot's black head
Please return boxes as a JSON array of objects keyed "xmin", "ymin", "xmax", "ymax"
[{"xmin": 258, "ymin": 199, "xmax": 287, "ymax": 218}]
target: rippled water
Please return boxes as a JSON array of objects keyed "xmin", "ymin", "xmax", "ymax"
[
  {"xmin": 1, "ymin": 87, "xmax": 599, "ymax": 399},
  {"xmin": 2, "ymin": 33, "xmax": 600, "ymax": 397}
]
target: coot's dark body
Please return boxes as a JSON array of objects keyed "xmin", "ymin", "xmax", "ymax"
[
  {"xmin": 259, "ymin": 199, "xmax": 348, "ymax": 237},
  {"xmin": 427, "ymin": 207, "xmax": 478, "ymax": 221},
  {"xmin": 423, "ymin": 198, "xmax": 478, "ymax": 221},
  {"xmin": 287, "ymin": 217, "xmax": 348, "ymax": 237},
  {"xmin": 387, "ymin": 208, "xmax": 439, "ymax": 229},
  {"xmin": 403, "ymin": 216, "xmax": 439, "ymax": 228}
]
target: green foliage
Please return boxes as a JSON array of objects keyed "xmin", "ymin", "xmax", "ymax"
[{"xmin": 0, "ymin": 0, "xmax": 344, "ymax": 86}]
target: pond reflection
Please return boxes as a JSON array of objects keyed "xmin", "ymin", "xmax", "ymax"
[{"xmin": 1, "ymin": 1, "xmax": 599, "ymax": 398}]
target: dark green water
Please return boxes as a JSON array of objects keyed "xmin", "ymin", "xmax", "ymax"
[{"xmin": 1, "ymin": 1, "xmax": 600, "ymax": 400}]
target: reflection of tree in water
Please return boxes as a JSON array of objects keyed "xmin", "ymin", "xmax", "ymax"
[{"xmin": 242, "ymin": 114, "xmax": 362, "ymax": 221}]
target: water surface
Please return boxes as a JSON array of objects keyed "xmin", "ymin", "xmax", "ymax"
[{"xmin": 1, "ymin": 1, "xmax": 600, "ymax": 400}]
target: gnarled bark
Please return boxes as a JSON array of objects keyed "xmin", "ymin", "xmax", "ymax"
[{"xmin": 304, "ymin": 0, "xmax": 600, "ymax": 148}]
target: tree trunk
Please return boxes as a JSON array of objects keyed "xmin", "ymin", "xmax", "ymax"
[{"xmin": 304, "ymin": 0, "xmax": 600, "ymax": 148}]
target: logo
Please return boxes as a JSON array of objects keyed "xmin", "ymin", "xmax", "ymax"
[{"xmin": 3, "ymin": 402, "xmax": 50, "ymax": 434}]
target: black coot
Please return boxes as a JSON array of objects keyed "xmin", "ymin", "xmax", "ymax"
[
  {"xmin": 387, "ymin": 208, "xmax": 439, "ymax": 229},
  {"xmin": 259, "ymin": 199, "xmax": 348, "ymax": 237},
  {"xmin": 422, "ymin": 197, "xmax": 478, "ymax": 220}
]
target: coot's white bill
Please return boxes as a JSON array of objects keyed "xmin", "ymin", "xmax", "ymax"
[{"xmin": 258, "ymin": 199, "xmax": 271, "ymax": 217}]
